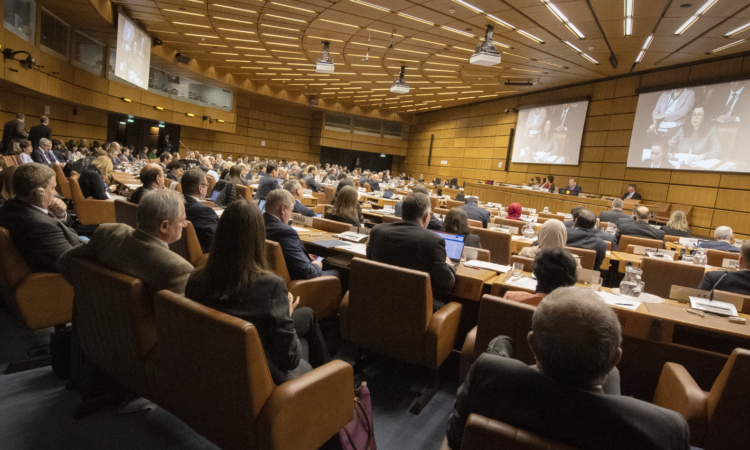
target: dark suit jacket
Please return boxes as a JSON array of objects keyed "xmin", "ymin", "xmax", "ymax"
[
  {"xmin": 28, "ymin": 124, "xmax": 51, "ymax": 149},
  {"xmin": 31, "ymin": 147, "xmax": 52, "ymax": 165},
  {"xmin": 458, "ymin": 204, "xmax": 490, "ymax": 228},
  {"xmin": 465, "ymin": 233, "xmax": 481, "ymax": 249},
  {"xmin": 622, "ymin": 192, "xmax": 642, "ymax": 200},
  {"xmin": 395, "ymin": 201, "xmax": 443, "ymax": 230},
  {"xmin": 79, "ymin": 168, "xmax": 108, "ymax": 200},
  {"xmin": 594, "ymin": 229, "xmax": 618, "ymax": 252},
  {"xmin": 394, "ymin": 201, "xmax": 403, "ymax": 217},
  {"xmin": 660, "ymin": 226, "xmax": 691, "ymax": 238},
  {"xmin": 255, "ymin": 173, "xmax": 280, "ymax": 200},
  {"xmin": 186, "ymin": 272, "xmax": 307, "ymax": 384},
  {"xmin": 697, "ymin": 240, "xmax": 740, "ymax": 253},
  {"xmin": 367, "ymin": 219, "xmax": 456, "ymax": 295},
  {"xmin": 698, "ymin": 270, "xmax": 750, "ymax": 296},
  {"xmin": 130, "ymin": 185, "xmax": 155, "ymax": 204},
  {"xmin": 566, "ymin": 227, "xmax": 607, "ymax": 270},
  {"xmin": 304, "ymin": 174, "xmax": 322, "ymax": 193},
  {"xmin": 324, "ymin": 211, "xmax": 359, "ymax": 227},
  {"xmin": 616, "ymin": 221, "xmax": 666, "ymax": 247},
  {"xmin": 560, "ymin": 185, "xmax": 582, "ymax": 195},
  {"xmin": 446, "ymin": 353, "xmax": 691, "ymax": 450},
  {"xmin": 166, "ymin": 172, "xmax": 179, "ymax": 182},
  {"xmin": 0, "ymin": 199, "xmax": 82, "ymax": 273},
  {"xmin": 368, "ymin": 180, "xmax": 381, "ymax": 192},
  {"xmin": 185, "ymin": 196, "xmax": 218, "ymax": 253},
  {"xmin": 264, "ymin": 213, "xmax": 322, "ymax": 281},
  {"xmin": 2, "ymin": 119, "xmax": 27, "ymax": 155},
  {"xmin": 598, "ymin": 209, "xmax": 631, "ymax": 225},
  {"xmin": 293, "ymin": 200, "xmax": 315, "ymax": 217}
]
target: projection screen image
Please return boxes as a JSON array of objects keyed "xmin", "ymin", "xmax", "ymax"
[
  {"xmin": 510, "ymin": 100, "xmax": 589, "ymax": 166},
  {"xmin": 627, "ymin": 80, "xmax": 750, "ymax": 172},
  {"xmin": 115, "ymin": 13, "xmax": 151, "ymax": 90}
]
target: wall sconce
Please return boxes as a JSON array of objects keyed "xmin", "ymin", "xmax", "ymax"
[
  {"xmin": 122, "ymin": 98, "xmax": 132, "ymax": 103},
  {"xmin": 217, "ymin": 119, "xmax": 225, "ymax": 123},
  {"xmin": 186, "ymin": 113, "xmax": 195, "ymax": 117},
  {"xmin": 154, "ymin": 106, "xmax": 164, "ymax": 110}
]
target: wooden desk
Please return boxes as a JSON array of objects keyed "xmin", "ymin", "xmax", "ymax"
[
  {"xmin": 301, "ymin": 196, "xmax": 318, "ymax": 207},
  {"xmin": 360, "ymin": 193, "xmax": 398, "ymax": 208}
]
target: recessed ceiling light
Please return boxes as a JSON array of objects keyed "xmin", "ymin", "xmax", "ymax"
[
  {"xmin": 262, "ymin": 33, "xmax": 298, "ymax": 40},
  {"xmin": 261, "ymin": 24, "xmax": 301, "ymax": 32},
  {"xmin": 271, "ymin": 2, "xmax": 317, "ymax": 14},
  {"xmin": 397, "ymin": 13, "xmax": 434, "ymax": 26},
  {"xmin": 265, "ymin": 14, "xmax": 308, "ymax": 23},
  {"xmin": 214, "ymin": 5, "xmax": 257, "ymax": 14},
  {"xmin": 306, "ymin": 36, "xmax": 344, "ymax": 42},
  {"xmin": 412, "ymin": 38, "xmax": 446, "ymax": 46},
  {"xmin": 708, "ymin": 39, "xmax": 746, "ymax": 54},
  {"xmin": 516, "ymin": 30, "xmax": 544, "ymax": 43},
  {"xmin": 724, "ymin": 22, "xmax": 750, "ymax": 37},
  {"xmin": 218, "ymin": 28, "xmax": 256, "ymax": 34},
  {"xmin": 186, "ymin": 34, "xmax": 220, "ymax": 38},
  {"xmin": 435, "ymin": 54, "xmax": 465, "ymax": 61},
  {"xmin": 394, "ymin": 48, "xmax": 428, "ymax": 55},
  {"xmin": 172, "ymin": 22, "xmax": 210, "ymax": 28},
  {"xmin": 442, "ymin": 26, "xmax": 475, "ymax": 37},
  {"xmin": 164, "ymin": 9, "xmax": 204, "ymax": 16},
  {"xmin": 213, "ymin": 17, "xmax": 254, "ymax": 25},
  {"xmin": 675, "ymin": 0, "xmax": 717, "ymax": 35},
  {"xmin": 266, "ymin": 42, "xmax": 300, "ymax": 46},
  {"xmin": 319, "ymin": 18, "xmax": 359, "ymax": 28}
]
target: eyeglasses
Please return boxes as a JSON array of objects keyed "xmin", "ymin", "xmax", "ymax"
[{"xmin": 692, "ymin": 113, "xmax": 704, "ymax": 117}]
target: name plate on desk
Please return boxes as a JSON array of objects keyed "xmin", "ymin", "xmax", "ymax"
[
  {"xmin": 632, "ymin": 245, "xmax": 675, "ymax": 258},
  {"xmin": 679, "ymin": 237, "xmax": 700, "ymax": 247},
  {"xmin": 490, "ymin": 225, "xmax": 518, "ymax": 235},
  {"xmin": 723, "ymin": 259, "xmax": 740, "ymax": 269},
  {"xmin": 292, "ymin": 214, "xmax": 313, "ymax": 227},
  {"xmin": 520, "ymin": 215, "xmax": 537, "ymax": 223}
]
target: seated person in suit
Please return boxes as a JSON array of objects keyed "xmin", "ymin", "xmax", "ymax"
[
  {"xmin": 159, "ymin": 152, "xmax": 172, "ymax": 173},
  {"xmin": 0, "ymin": 163, "xmax": 82, "ymax": 273},
  {"xmin": 185, "ymin": 200, "xmax": 331, "ymax": 385},
  {"xmin": 442, "ymin": 208, "xmax": 481, "ymax": 249},
  {"xmin": 255, "ymin": 163, "xmax": 280, "ymax": 200},
  {"xmin": 264, "ymin": 189, "xmax": 339, "ymax": 281},
  {"xmin": 31, "ymin": 138, "xmax": 56, "ymax": 166},
  {"xmin": 615, "ymin": 206, "xmax": 665, "ymax": 247},
  {"xmin": 504, "ymin": 247, "xmax": 578, "ymax": 305},
  {"xmin": 561, "ymin": 178, "xmax": 582, "ymax": 195},
  {"xmin": 367, "ymin": 174, "xmax": 381, "ymax": 192},
  {"xmin": 303, "ymin": 166, "xmax": 322, "ymax": 193},
  {"xmin": 367, "ymin": 193, "xmax": 456, "ymax": 306},
  {"xmin": 563, "ymin": 205, "xmax": 585, "ymax": 228},
  {"xmin": 622, "ymin": 183, "xmax": 641, "ymax": 200},
  {"xmin": 696, "ymin": 226, "xmax": 740, "ymax": 253},
  {"xmin": 698, "ymin": 241, "xmax": 750, "ymax": 295},
  {"xmin": 599, "ymin": 198, "xmax": 631, "ymax": 225},
  {"xmin": 58, "ymin": 189, "xmax": 194, "ymax": 298},
  {"xmin": 565, "ymin": 209, "xmax": 607, "ymax": 270},
  {"xmin": 457, "ymin": 196, "xmax": 490, "ymax": 228},
  {"xmin": 324, "ymin": 186, "xmax": 360, "ymax": 227},
  {"xmin": 181, "ymin": 169, "xmax": 218, "ymax": 253},
  {"xmin": 129, "ymin": 163, "xmax": 164, "ymax": 204},
  {"xmin": 283, "ymin": 179, "xmax": 314, "ymax": 217},
  {"xmin": 78, "ymin": 156, "xmax": 113, "ymax": 200},
  {"xmin": 660, "ymin": 210, "xmax": 691, "ymax": 238},
  {"xmin": 446, "ymin": 287, "xmax": 691, "ymax": 450},
  {"xmin": 395, "ymin": 185, "xmax": 442, "ymax": 230}
]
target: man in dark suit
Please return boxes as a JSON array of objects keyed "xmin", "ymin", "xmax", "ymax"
[
  {"xmin": 2, "ymin": 113, "xmax": 28, "ymax": 155},
  {"xmin": 159, "ymin": 152, "xmax": 172, "ymax": 173},
  {"xmin": 284, "ymin": 179, "xmax": 315, "ymax": 217},
  {"xmin": 264, "ymin": 189, "xmax": 338, "ymax": 281},
  {"xmin": 0, "ymin": 163, "xmax": 82, "ymax": 273},
  {"xmin": 130, "ymin": 164, "xmax": 165, "ymax": 204},
  {"xmin": 31, "ymin": 138, "xmax": 55, "ymax": 165},
  {"xmin": 563, "ymin": 205, "xmax": 585, "ymax": 228},
  {"xmin": 698, "ymin": 242, "xmax": 750, "ymax": 295},
  {"xmin": 395, "ymin": 185, "xmax": 442, "ymax": 230},
  {"xmin": 599, "ymin": 198, "xmax": 631, "ymax": 225},
  {"xmin": 181, "ymin": 169, "xmax": 218, "ymax": 253},
  {"xmin": 696, "ymin": 226, "xmax": 740, "ymax": 253},
  {"xmin": 367, "ymin": 174, "xmax": 381, "ymax": 192},
  {"xmin": 622, "ymin": 183, "xmax": 642, "ymax": 200},
  {"xmin": 367, "ymin": 193, "xmax": 456, "ymax": 304},
  {"xmin": 457, "ymin": 196, "xmax": 491, "ymax": 228},
  {"xmin": 165, "ymin": 161, "xmax": 185, "ymax": 183},
  {"xmin": 615, "ymin": 206, "xmax": 665, "ymax": 246},
  {"xmin": 28, "ymin": 115, "xmax": 52, "ymax": 150},
  {"xmin": 710, "ymin": 80, "xmax": 748, "ymax": 124},
  {"xmin": 565, "ymin": 209, "xmax": 607, "ymax": 270},
  {"xmin": 255, "ymin": 163, "xmax": 280, "ymax": 200},
  {"xmin": 559, "ymin": 178, "xmax": 581, "ymax": 196},
  {"xmin": 304, "ymin": 166, "xmax": 322, "ymax": 193},
  {"xmin": 594, "ymin": 227, "xmax": 618, "ymax": 252},
  {"xmin": 446, "ymin": 288, "xmax": 691, "ymax": 450}
]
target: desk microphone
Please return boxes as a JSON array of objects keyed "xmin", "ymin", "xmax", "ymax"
[{"xmin": 709, "ymin": 271, "xmax": 729, "ymax": 302}]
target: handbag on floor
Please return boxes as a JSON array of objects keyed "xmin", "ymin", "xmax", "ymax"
[{"xmin": 322, "ymin": 382, "xmax": 376, "ymax": 450}]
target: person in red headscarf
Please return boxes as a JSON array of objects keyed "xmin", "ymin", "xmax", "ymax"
[{"xmin": 507, "ymin": 203, "xmax": 522, "ymax": 220}]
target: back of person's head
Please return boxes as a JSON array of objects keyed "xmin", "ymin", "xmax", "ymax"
[
  {"xmin": 16, "ymin": 113, "xmax": 25, "ymax": 120},
  {"xmin": 715, "ymin": 226, "xmax": 733, "ymax": 241},
  {"xmin": 181, "ymin": 168, "xmax": 206, "ymax": 196},
  {"xmin": 40, "ymin": 115, "xmax": 48, "ymax": 124},
  {"xmin": 532, "ymin": 287, "xmax": 622, "ymax": 388},
  {"xmin": 336, "ymin": 173, "xmax": 347, "ymax": 181},
  {"xmin": 160, "ymin": 152, "xmax": 171, "ymax": 163},
  {"xmin": 91, "ymin": 156, "xmax": 113, "ymax": 176},
  {"xmin": 575, "ymin": 209, "xmax": 596, "ymax": 230},
  {"xmin": 0, "ymin": 166, "xmax": 18, "ymax": 200},
  {"xmin": 411, "ymin": 185, "xmax": 429, "ymax": 196},
  {"xmin": 267, "ymin": 163, "xmax": 277, "ymax": 174},
  {"xmin": 283, "ymin": 179, "xmax": 301, "ymax": 197},
  {"xmin": 402, "ymin": 193, "xmax": 430, "ymax": 221},
  {"xmin": 331, "ymin": 186, "xmax": 359, "ymax": 218},
  {"xmin": 570, "ymin": 205, "xmax": 585, "ymax": 218},
  {"xmin": 166, "ymin": 161, "xmax": 185, "ymax": 173},
  {"xmin": 265, "ymin": 188, "xmax": 294, "ymax": 215},
  {"xmin": 634, "ymin": 206, "xmax": 650, "ymax": 221},
  {"xmin": 336, "ymin": 178, "xmax": 354, "ymax": 194},
  {"xmin": 139, "ymin": 163, "xmax": 162, "ymax": 186},
  {"xmin": 533, "ymin": 248, "xmax": 577, "ymax": 294},
  {"xmin": 465, "ymin": 196, "xmax": 478, "ymax": 205},
  {"xmin": 443, "ymin": 208, "xmax": 471, "ymax": 236},
  {"xmin": 666, "ymin": 210, "xmax": 689, "ymax": 232},
  {"xmin": 137, "ymin": 189, "xmax": 183, "ymax": 234},
  {"xmin": 226, "ymin": 164, "xmax": 243, "ymax": 183},
  {"xmin": 13, "ymin": 163, "xmax": 54, "ymax": 199},
  {"xmin": 612, "ymin": 198, "xmax": 623, "ymax": 209}
]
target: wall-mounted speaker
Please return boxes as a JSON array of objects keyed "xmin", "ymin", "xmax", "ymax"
[
  {"xmin": 175, "ymin": 53, "xmax": 190, "ymax": 64},
  {"xmin": 309, "ymin": 98, "xmax": 319, "ymax": 106}
]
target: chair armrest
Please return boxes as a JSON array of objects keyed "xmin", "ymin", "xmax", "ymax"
[
  {"xmin": 258, "ymin": 360, "xmax": 355, "ymax": 450},
  {"xmin": 424, "ymin": 302, "xmax": 463, "ymax": 370},
  {"xmin": 439, "ymin": 437, "xmax": 453, "ymax": 450},
  {"xmin": 14, "ymin": 273, "xmax": 74, "ymax": 330},
  {"xmin": 459, "ymin": 327, "xmax": 478, "ymax": 386},
  {"xmin": 339, "ymin": 292, "xmax": 350, "ymax": 342},
  {"xmin": 192, "ymin": 253, "xmax": 209, "ymax": 269},
  {"xmin": 653, "ymin": 362, "xmax": 708, "ymax": 445},
  {"xmin": 76, "ymin": 200, "xmax": 116, "ymax": 225},
  {"xmin": 288, "ymin": 276, "xmax": 342, "ymax": 320}
]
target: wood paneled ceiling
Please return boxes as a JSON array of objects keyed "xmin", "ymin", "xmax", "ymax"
[{"xmin": 103, "ymin": 0, "xmax": 750, "ymax": 112}]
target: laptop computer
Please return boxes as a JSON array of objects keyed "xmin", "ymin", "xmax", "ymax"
[
  {"xmin": 209, "ymin": 190, "xmax": 221, "ymax": 202},
  {"xmin": 382, "ymin": 189, "xmax": 394, "ymax": 199},
  {"xmin": 316, "ymin": 212, "xmax": 323, "ymax": 218},
  {"xmin": 432, "ymin": 231, "xmax": 466, "ymax": 266}
]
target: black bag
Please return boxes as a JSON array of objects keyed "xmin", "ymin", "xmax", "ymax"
[
  {"xmin": 64, "ymin": 157, "xmax": 93, "ymax": 177},
  {"xmin": 50, "ymin": 325, "xmax": 72, "ymax": 380}
]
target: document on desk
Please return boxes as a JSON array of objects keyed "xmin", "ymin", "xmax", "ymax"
[
  {"xmin": 335, "ymin": 243, "xmax": 367, "ymax": 256},
  {"xmin": 505, "ymin": 276, "xmax": 537, "ymax": 290},
  {"xmin": 464, "ymin": 260, "xmax": 512, "ymax": 273},
  {"xmin": 215, "ymin": 209, "xmax": 224, "ymax": 217},
  {"xmin": 596, "ymin": 291, "xmax": 641, "ymax": 311},
  {"xmin": 292, "ymin": 226, "xmax": 310, "ymax": 234}
]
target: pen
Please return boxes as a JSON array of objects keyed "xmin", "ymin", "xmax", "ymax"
[{"xmin": 615, "ymin": 303, "xmax": 634, "ymax": 306}]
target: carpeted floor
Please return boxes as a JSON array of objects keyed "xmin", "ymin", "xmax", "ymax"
[{"xmin": 0, "ymin": 309, "xmax": 458, "ymax": 450}]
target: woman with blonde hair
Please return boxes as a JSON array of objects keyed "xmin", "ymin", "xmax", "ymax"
[
  {"xmin": 79, "ymin": 155, "xmax": 113, "ymax": 200},
  {"xmin": 660, "ymin": 210, "xmax": 691, "ymax": 237}
]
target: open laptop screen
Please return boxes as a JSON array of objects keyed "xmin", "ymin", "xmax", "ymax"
[
  {"xmin": 432, "ymin": 231, "xmax": 465, "ymax": 262},
  {"xmin": 258, "ymin": 199, "xmax": 266, "ymax": 213},
  {"xmin": 210, "ymin": 190, "xmax": 221, "ymax": 202},
  {"xmin": 382, "ymin": 189, "xmax": 394, "ymax": 199}
]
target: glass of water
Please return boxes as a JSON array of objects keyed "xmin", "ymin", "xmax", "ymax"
[
  {"xmin": 512, "ymin": 262, "xmax": 524, "ymax": 277},
  {"xmin": 590, "ymin": 276, "xmax": 603, "ymax": 291}
]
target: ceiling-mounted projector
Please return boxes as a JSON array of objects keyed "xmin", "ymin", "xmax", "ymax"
[
  {"xmin": 470, "ymin": 25, "xmax": 501, "ymax": 67},
  {"xmin": 390, "ymin": 65, "xmax": 409, "ymax": 94},
  {"xmin": 314, "ymin": 41, "xmax": 334, "ymax": 74}
]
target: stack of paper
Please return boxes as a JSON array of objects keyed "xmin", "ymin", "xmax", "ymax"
[
  {"xmin": 506, "ymin": 276, "xmax": 537, "ymax": 290},
  {"xmin": 596, "ymin": 291, "xmax": 641, "ymax": 311},
  {"xmin": 464, "ymin": 260, "xmax": 512, "ymax": 273}
]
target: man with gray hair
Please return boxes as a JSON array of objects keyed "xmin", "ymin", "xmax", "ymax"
[
  {"xmin": 395, "ymin": 185, "xmax": 442, "ymax": 230},
  {"xmin": 367, "ymin": 193, "xmax": 456, "ymax": 305},
  {"xmin": 446, "ymin": 287, "xmax": 691, "ymax": 450},
  {"xmin": 699, "ymin": 241, "xmax": 750, "ymax": 294},
  {"xmin": 31, "ymin": 137, "xmax": 56, "ymax": 166},
  {"xmin": 58, "ymin": 189, "xmax": 194, "ymax": 298},
  {"xmin": 615, "ymin": 205, "xmax": 665, "ymax": 246},
  {"xmin": 284, "ymin": 179, "xmax": 315, "ymax": 217},
  {"xmin": 696, "ymin": 226, "xmax": 739, "ymax": 253},
  {"xmin": 598, "ymin": 197, "xmax": 631, "ymax": 225}
]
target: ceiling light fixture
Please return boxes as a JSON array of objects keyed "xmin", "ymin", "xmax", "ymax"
[
  {"xmin": 350, "ymin": 0, "xmax": 390, "ymax": 12},
  {"xmin": 391, "ymin": 66, "xmax": 410, "ymax": 94},
  {"xmin": 271, "ymin": 2, "xmax": 316, "ymax": 14},
  {"xmin": 214, "ymin": 4, "xmax": 257, "ymax": 13},
  {"xmin": 634, "ymin": 34, "xmax": 653, "ymax": 63},
  {"xmin": 315, "ymin": 41, "xmax": 335, "ymax": 73},
  {"xmin": 436, "ymin": 54, "xmax": 466, "ymax": 61},
  {"xmin": 218, "ymin": 28, "xmax": 255, "ymax": 34},
  {"xmin": 172, "ymin": 22, "xmax": 210, "ymax": 28},
  {"xmin": 471, "ymin": 25, "xmax": 502, "ymax": 66},
  {"xmin": 214, "ymin": 17, "xmax": 254, "ymax": 24},
  {"xmin": 320, "ymin": 18, "xmax": 359, "ymax": 28},
  {"xmin": 624, "ymin": 0, "xmax": 633, "ymax": 36},
  {"xmin": 486, "ymin": 14, "xmax": 515, "ymax": 30},
  {"xmin": 724, "ymin": 22, "xmax": 750, "ymax": 37},
  {"xmin": 266, "ymin": 14, "xmax": 307, "ymax": 23},
  {"xmin": 306, "ymin": 35, "xmax": 344, "ymax": 42},
  {"xmin": 442, "ymin": 26, "xmax": 475, "ymax": 37},
  {"xmin": 397, "ymin": 13, "xmax": 434, "ymax": 26},
  {"xmin": 517, "ymin": 30, "xmax": 544, "ymax": 43},
  {"xmin": 708, "ymin": 39, "xmax": 747, "ymax": 54},
  {"xmin": 412, "ymin": 38, "xmax": 446, "ymax": 46},
  {"xmin": 261, "ymin": 24, "xmax": 301, "ymax": 31},
  {"xmin": 675, "ymin": 0, "xmax": 718, "ymax": 35},
  {"xmin": 163, "ymin": 9, "xmax": 204, "ymax": 16},
  {"xmin": 542, "ymin": 0, "xmax": 584, "ymax": 39},
  {"xmin": 563, "ymin": 41, "xmax": 599, "ymax": 64}
]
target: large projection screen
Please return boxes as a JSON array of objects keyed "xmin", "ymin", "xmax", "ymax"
[
  {"xmin": 115, "ymin": 13, "xmax": 151, "ymax": 90},
  {"xmin": 510, "ymin": 100, "xmax": 589, "ymax": 166},
  {"xmin": 627, "ymin": 80, "xmax": 750, "ymax": 172}
]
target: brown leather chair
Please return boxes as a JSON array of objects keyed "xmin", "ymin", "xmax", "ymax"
[
  {"xmin": 599, "ymin": 221, "xmax": 609, "ymax": 230},
  {"xmin": 467, "ymin": 219, "xmax": 482, "ymax": 228},
  {"xmin": 619, "ymin": 235, "xmax": 664, "ymax": 253},
  {"xmin": 492, "ymin": 217, "xmax": 525, "ymax": 235},
  {"xmin": 640, "ymin": 257, "xmax": 706, "ymax": 299},
  {"xmin": 447, "ymin": 199, "xmax": 463, "ymax": 209},
  {"xmin": 340, "ymin": 257, "xmax": 462, "ymax": 413},
  {"xmin": 168, "ymin": 222, "xmax": 207, "ymax": 267},
  {"xmin": 466, "ymin": 247, "xmax": 491, "ymax": 262},
  {"xmin": 65, "ymin": 257, "xmax": 159, "ymax": 400},
  {"xmin": 510, "ymin": 255, "xmax": 534, "ymax": 273},
  {"xmin": 114, "ymin": 199, "xmax": 139, "ymax": 228},
  {"xmin": 364, "ymin": 182, "xmax": 372, "ymax": 193},
  {"xmin": 154, "ymin": 290, "xmax": 355, "ymax": 450},
  {"xmin": 538, "ymin": 213, "xmax": 565, "ymax": 221},
  {"xmin": 54, "ymin": 164, "xmax": 73, "ymax": 200},
  {"xmin": 706, "ymin": 249, "xmax": 739, "ymax": 268},
  {"xmin": 650, "ymin": 202, "xmax": 672, "ymax": 225},
  {"xmin": 312, "ymin": 217, "xmax": 351, "ymax": 233},
  {"xmin": 664, "ymin": 235, "xmax": 680, "ymax": 243},
  {"xmin": 2, "ymin": 155, "xmax": 19, "ymax": 168},
  {"xmin": 434, "ymin": 207, "xmax": 450, "ymax": 216},
  {"xmin": 236, "ymin": 184, "xmax": 252, "ymax": 201},
  {"xmin": 470, "ymin": 227, "xmax": 512, "ymax": 265},
  {"xmin": 460, "ymin": 295, "xmax": 536, "ymax": 384},
  {"xmin": 313, "ymin": 204, "xmax": 327, "ymax": 215},
  {"xmin": 265, "ymin": 240, "xmax": 342, "ymax": 319},
  {"xmin": 0, "ymin": 227, "xmax": 73, "ymax": 330},
  {"xmin": 70, "ymin": 175, "xmax": 116, "ymax": 225},
  {"xmin": 312, "ymin": 191, "xmax": 326, "ymax": 205},
  {"xmin": 382, "ymin": 215, "xmax": 401, "ymax": 224},
  {"xmin": 324, "ymin": 186, "xmax": 335, "ymax": 205},
  {"xmin": 299, "ymin": 179, "xmax": 307, "ymax": 189},
  {"xmin": 207, "ymin": 175, "xmax": 216, "ymax": 193},
  {"xmin": 653, "ymin": 348, "xmax": 750, "ymax": 450},
  {"xmin": 564, "ymin": 246, "xmax": 596, "ymax": 270},
  {"xmin": 429, "ymin": 196, "xmax": 440, "ymax": 211},
  {"xmin": 438, "ymin": 414, "xmax": 578, "ymax": 450}
]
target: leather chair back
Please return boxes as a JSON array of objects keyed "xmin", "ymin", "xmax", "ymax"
[
  {"xmin": 599, "ymin": 221, "xmax": 609, "ymax": 230},
  {"xmin": 312, "ymin": 192, "xmax": 326, "ymax": 205},
  {"xmin": 168, "ymin": 222, "xmax": 204, "ymax": 265},
  {"xmin": 364, "ymin": 182, "xmax": 372, "ymax": 192},
  {"xmin": 538, "ymin": 213, "xmax": 565, "ymax": 221},
  {"xmin": 312, "ymin": 217, "xmax": 351, "ymax": 233},
  {"xmin": 66, "ymin": 257, "xmax": 157, "ymax": 398},
  {"xmin": 619, "ymin": 235, "xmax": 664, "ymax": 253},
  {"xmin": 470, "ymin": 227, "xmax": 512, "ymax": 265},
  {"xmin": 114, "ymin": 199, "xmax": 139, "ymax": 228},
  {"xmin": 640, "ymin": 257, "xmax": 706, "ymax": 299},
  {"xmin": 300, "ymin": 179, "xmax": 307, "ymax": 189},
  {"xmin": 265, "ymin": 239, "xmax": 292, "ymax": 284},
  {"xmin": 345, "ymin": 258, "xmax": 431, "ymax": 365},
  {"xmin": 236, "ymin": 184, "xmax": 252, "ymax": 201},
  {"xmin": 2, "ymin": 155, "xmax": 18, "ymax": 168},
  {"xmin": 54, "ymin": 164, "xmax": 72, "ymax": 200},
  {"xmin": 664, "ymin": 235, "xmax": 680, "ymax": 243},
  {"xmin": 324, "ymin": 186, "xmax": 336, "ymax": 205},
  {"xmin": 0, "ymin": 226, "xmax": 31, "ymax": 294},
  {"xmin": 154, "ymin": 290, "xmax": 274, "ymax": 450},
  {"xmin": 510, "ymin": 255, "xmax": 534, "ymax": 273},
  {"xmin": 461, "ymin": 414, "xmax": 578, "ymax": 450},
  {"xmin": 434, "ymin": 207, "xmax": 450, "ymax": 216},
  {"xmin": 69, "ymin": 175, "xmax": 116, "ymax": 225},
  {"xmin": 467, "ymin": 219, "xmax": 482, "ymax": 228},
  {"xmin": 429, "ymin": 196, "xmax": 440, "ymax": 211},
  {"xmin": 473, "ymin": 295, "xmax": 536, "ymax": 366},
  {"xmin": 706, "ymin": 249, "xmax": 739, "ymax": 268},
  {"xmin": 382, "ymin": 215, "xmax": 400, "ymax": 224},
  {"xmin": 469, "ymin": 248, "xmax": 491, "ymax": 262},
  {"xmin": 564, "ymin": 246, "xmax": 596, "ymax": 270},
  {"xmin": 703, "ymin": 348, "xmax": 750, "ymax": 450},
  {"xmin": 207, "ymin": 175, "xmax": 216, "ymax": 193},
  {"xmin": 447, "ymin": 199, "xmax": 463, "ymax": 209},
  {"xmin": 492, "ymin": 217, "xmax": 525, "ymax": 235}
]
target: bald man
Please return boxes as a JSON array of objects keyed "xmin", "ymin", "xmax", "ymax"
[
  {"xmin": 130, "ymin": 163, "xmax": 165, "ymax": 204},
  {"xmin": 614, "ymin": 205, "xmax": 665, "ymax": 246}
]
